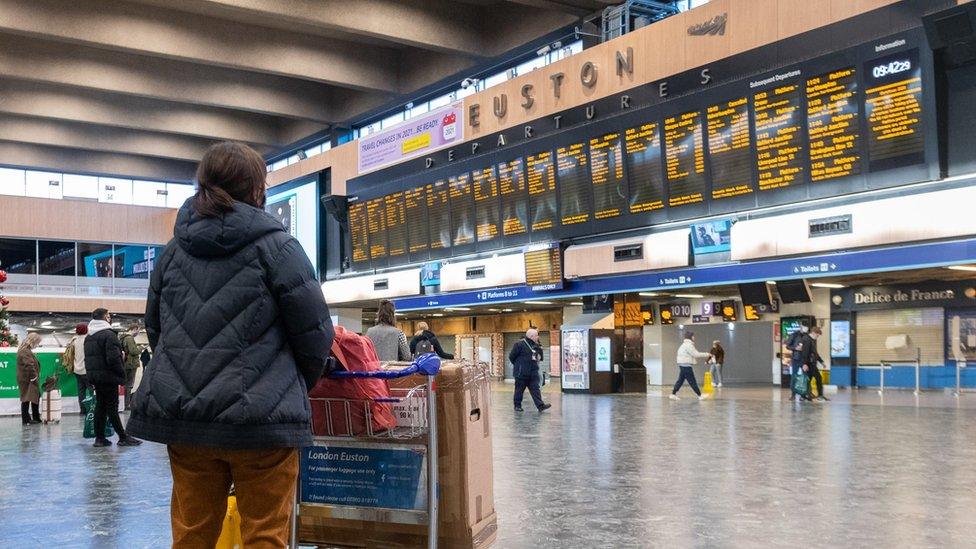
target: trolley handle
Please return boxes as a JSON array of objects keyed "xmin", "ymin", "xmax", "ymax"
[{"xmin": 326, "ymin": 353, "xmax": 441, "ymax": 379}]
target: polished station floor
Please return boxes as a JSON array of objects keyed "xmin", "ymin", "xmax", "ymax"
[{"xmin": 2, "ymin": 387, "xmax": 974, "ymax": 548}]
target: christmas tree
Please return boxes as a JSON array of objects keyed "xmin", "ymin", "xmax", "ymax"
[{"xmin": 0, "ymin": 266, "xmax": 18, "ymax": 348}]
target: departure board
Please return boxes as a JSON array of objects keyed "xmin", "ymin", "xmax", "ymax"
[
  {"xmin": 526, "ymin": 150, "xmax": 557, "ymax": 231},
  {"xmin": 348, "ymin": 201, "xmax": 369, "ymax": 266},
  {"xmin": 473, "ymin": 166, "xmax": 500, "ymax": 242},
  {"xmin": 523, "ymin": 242, "xmax": 563, "ymax": 291},
  {"xmin": 707, "ymin": 98, "xmax": 755, "ymax": 199},
  {"xmin": 346, "ymin": 35, "xmax": 935, "ymax": 272},
  {"xmin": 498, "ymin": 158, "xmax": 528, "ymax": 236},
  {"xmin": 807, "ymin": 68, "xmax": 861, "ymax": 182},
  {"xmin": 754, "ymin": 83, "xmax": 805, "ymax": 191},
  {"xmin": 427, "ymin": 180, "xmax": 451, "ymax": 251},
  {"xmin": 625, "ymin": 122, "xmax": 665, "ymax": 213},
  {"xmin": 865, "ymin": 49, "xmax": 924, "ymax": 171},
  {"xmin": 589, "ymin": 132, "xmax": 627, "ymax": 219},
  {"xmin": 664, "ymin": 110, "xmax": 706, "ymax": 207},
  {"xmin": 448, "ymin": 173, "xmax": 474, "ymax": 246},
  {"xmin": 365, "ymin": 197, "xmax": 387, "ymax": 259},
  {"xmin": 404, "ymin": 186, "xmax": 429, "ymax": 255},
  {"xmin": 557, "ymin": 142, "xmax": 590, "ymax": 225},
  {"xmin": 384, "ymin": 192, "xmax": 407, "ymax": 258}
]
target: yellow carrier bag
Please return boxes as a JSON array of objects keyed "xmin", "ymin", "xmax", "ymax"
[{"xmin": 215, "ymin": 495, "xmax": 243, "ymax": 549}]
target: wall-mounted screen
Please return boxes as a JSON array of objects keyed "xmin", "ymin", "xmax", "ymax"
[
  {"xmin": 523, "ymin": 242, "xmax": 563, "ymax": 291},
  {"xmin": 690, "ymin": 219, "xmax": 732, "ymax": 254},
  {"xmin": 266, "ymin": 178, "xmax": 319, "ymax": 274}
]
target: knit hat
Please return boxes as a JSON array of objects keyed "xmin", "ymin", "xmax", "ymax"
[
  {"xmin": 684, "ymin": 331, "xmax": 694, "ymax": 340},
  {"xmin": 75, "ymin": 323, "xmax": 88, "ymax": 335}
]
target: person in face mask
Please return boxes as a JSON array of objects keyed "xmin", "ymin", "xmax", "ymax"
[
  {"xmin": 800, "ymin": 326, "xmax": 828, "ymax": 402},
  {"xmin": 786, "ymin": 323, "xmax": 809, "ymax": 401}
]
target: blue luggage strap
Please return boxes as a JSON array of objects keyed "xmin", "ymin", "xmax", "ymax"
[{"xmin": 326, "ymin": 353, "xmax": 441, "ymax": 379}]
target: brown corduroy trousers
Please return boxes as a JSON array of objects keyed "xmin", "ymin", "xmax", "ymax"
[{"xmin": 167, "ymin": 445, "xmax": 299, "ymax": 549}]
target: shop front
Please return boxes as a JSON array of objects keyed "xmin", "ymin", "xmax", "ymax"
[{"xmin": 830, "ymin": 280, "xmax": 976, "ymax": 389}]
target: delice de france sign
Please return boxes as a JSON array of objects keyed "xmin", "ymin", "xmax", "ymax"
[{"xmin": 358, "ymin": 102, "xmax": 464, "ymax": 174}]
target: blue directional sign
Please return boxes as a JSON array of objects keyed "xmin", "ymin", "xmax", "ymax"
[{"xmin": 394, "ymin": 237, "xmax": 976, "ymax": 311}]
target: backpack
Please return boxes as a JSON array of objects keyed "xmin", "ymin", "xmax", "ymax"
[
  {"xmin": 61, "ymin": 338, "xmax": 76, "ymax": 374},
  {"xmin": 307, "ymin": 326, "xmax": 396, "ymax": 436},
  {"xmin": 414, "ymin": 335, "xmax": 433, "ymax": 357}
]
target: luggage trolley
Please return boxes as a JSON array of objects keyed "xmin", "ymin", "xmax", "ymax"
[{"xmin": 290, "ymin": 355, "xmax": 441, "ymax": 549}]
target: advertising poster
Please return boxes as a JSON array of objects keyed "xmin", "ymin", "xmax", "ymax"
[
  {"xmin": 359, "ymin": 103, "xmax": 463, "ymax": 174},
  {"xmin": 690, "ymin": 219, "xmax": 732, "ymax": 254},
  {"xmin": 561, "ymin": 329, "xmax": 589, "ymax": 390},
  {"xmin": 830, "ymin": 320, "xmax": 851, "ymax": 358},
  {"xmin": 594, "ymin": 337, "xmax": 611, "ymax": 372},
  {"xmin": 300, "ymin": 444, "xmax": 427, "ymax": 510},
  {"xmin": 266, "ymin": 180, "xmax": 318, "ymax": 273},
  {"xmin": 1, "ymin": 349, "xmax": 80, "ymax": 415}
]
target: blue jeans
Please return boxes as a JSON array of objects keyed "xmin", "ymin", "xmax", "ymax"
[{"xmin": 672, "ymin": 365, "xmax": 701, "ymax": 396}]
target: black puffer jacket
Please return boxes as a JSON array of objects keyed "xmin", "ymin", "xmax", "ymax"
[
  {"xmin": 84, "ymin": 323, "xmax": 126, "ymax": 386},
  {"xmin": 127, "ymin": 199, "xmax": 334, "ymax": 449}
]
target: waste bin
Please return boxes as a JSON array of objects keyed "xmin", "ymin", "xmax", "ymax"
[{"xmin": 619, "ymin": 362, "xmax": 647, "ymax": 393}]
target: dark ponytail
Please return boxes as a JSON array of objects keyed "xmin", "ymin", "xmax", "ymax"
[{"xmin": 194, "ymin": 141, "xmax": 267, "ymax": 218}]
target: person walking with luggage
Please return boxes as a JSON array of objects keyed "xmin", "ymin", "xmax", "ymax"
[
  {"xmin": 16, "ymin": 332, "xmax": 42, "ymax": 425},
  {"xmin": 709, "ymin": 340, "xmax": 725, "ymax": 388},
  {"xmin": 510, "ymin": 328, "xmax": 551, "ymax": 412},
  {"xmin": 85, "ymin": 308, "xmax": 141, "ymax": 447},
  {"xmin": 365, "ymin": 300, "xmax": 411, "ymax": 362},
  {"xmin": 409, "ymin": 321, "xmax": 454, "ymax": 359},
  {"xmin": 70, "ymin": 323, "xmax": 90, "ymax": 413},
  {"xmin": 120, "ymin": 325, "xmax": 142, "ymax": 411},
  {"xmin": 786, "ymin": 323, "xmax": 809, "ymax": 402},
  {"xmin": 125, "ymin": 141, "xmax": 335, "ymax": 548},
  {"xmin": 670, "ymin": 331, "xmax": 712, "ymax": 401},
  {"xmin": 800, "ymin": 326, "xmax": 829, "ymax": 402}
]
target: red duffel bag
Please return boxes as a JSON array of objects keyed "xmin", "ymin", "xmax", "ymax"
[{"xmin": 307, "ymin": 326, "xmax": 396, "ymax": 436}]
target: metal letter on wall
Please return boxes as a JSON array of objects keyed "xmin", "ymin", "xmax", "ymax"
[
  {"xmin": 581, "ymin": 61, "xmax": 598, "ymax": 88},
  {"xmin": 688, "ymin": 13, "xmax": 728, "ymax": 36},
  {"xmin": 493, "ymin": 94, "xmax": 508, "ymax": 118}
]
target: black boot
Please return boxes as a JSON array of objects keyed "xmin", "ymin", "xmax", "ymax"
[
  {"xmin": 21, "ymin": 403, "xmax": 32, "ymax": 425},
  {"xmin": 30, "ymin": 403, "xmax": 42, "ymax": 424}
]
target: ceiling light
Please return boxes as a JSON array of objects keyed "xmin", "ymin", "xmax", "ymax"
[
  {"xmin": 570, "ymin": 302, "xmax": 584, "ymax": 306},
  {"xmin": 444, "ymin": 307, "xmax": 471, "ymax": 312},
  {"xmin": 766, "ymin": 280, "xmax": 777, "ymax": 285},
  {"xmin": 674, "ymin": 294, "xmax": 704, "ymax": 299},
  {"xmin": 639, "ymin": 292, "xmax": 659, "ymax": 297},
  {"xmin": 502, "ymin": 308, "xmax": 513, "ymax": 312},
  {"xmin": 525, "ymin": 301, "xmax": 554, "ymax": 305},
  {"xmin": 810, "ymin": 282, "xmax": 845, "ymax": 289},
  {"xmin": 40, "ymin": 321, "xmax": 52, "ymax": 327},
  {"xmin": 431, "ymin": 313, "xmax": 444, "ymax": 317},
  {"xmin": 947, "ymin": 265, "xmax": 976, "ymax": 272}
]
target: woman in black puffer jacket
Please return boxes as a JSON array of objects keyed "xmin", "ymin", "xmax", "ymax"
[{"xmin": 127, "ymin": 141, "xmax": 334, "ymax": 548}]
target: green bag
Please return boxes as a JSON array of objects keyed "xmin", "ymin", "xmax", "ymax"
[
  {"xmin": 82, "ymin": 389, "xmax": 115, "ymax": 439},
  {"xmin": 792, "ymin": 370, "xmax": 810, "ymax": 396}
]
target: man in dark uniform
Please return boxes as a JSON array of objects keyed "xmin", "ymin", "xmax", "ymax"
[
  {"xmin": 509, "ymin": 328, "xmax": 551, "ymax": 413},
  {"xmin": 800, "ymin": 326, "xmax": 829, "ymax": 402}
]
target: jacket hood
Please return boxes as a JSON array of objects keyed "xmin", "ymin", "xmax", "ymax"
[
  {"xmin": 88, "ymin": 319, "xmax": 113, "ymax": 335},
  {"xmin": 174, "ymin": 197, "xmax": 284, "ymax": 258}
]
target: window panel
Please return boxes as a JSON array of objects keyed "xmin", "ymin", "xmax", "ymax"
[
  {"xmin": 380, "ymin": 112, "xmax": 405, "ymax": 129},
  {"xmin": 428, "ymin": 94, "xmax": 452, "ymax": 110},
  {"xmin": 99, "ymin": 177, "xmax": 133, "ymax": 204},
  {"xmin": 0, "ymin": 238, "xmax": 36, "ymax": 274},
  {"xmin": 26, "ymin": 171, "xmax": 62, "ymax": 199},
  {"xmin": 516, "ymin": 56, "xmax": 546, "ymax": 75},
  {"xmin": 166, "ymin": 183, "xmax": 196, "ymax": 208},
  {"xmin": 0, "ymin": 168, "xmax": 26, "ymax": 196},
  {"xmin": 63, "ymin": 174, "xmax": 99, "ymax": 200},
  {"xmin": 39, "ymin": 240, "xmax": 75, "ymax": 277},
  {"xmin": 483, "ymin": 71, "xmax": 509, "ymax": 89},
  {"xmin": 408, "ymin": 101, "xmax": 430, "ymax": 119},
  {"xmin": 76, "ymin": 243, "xmax": 114, "ymax": 278},
  {"xmin": 132, "ymin": 180, "xmax": 169, "ymax": 207}
]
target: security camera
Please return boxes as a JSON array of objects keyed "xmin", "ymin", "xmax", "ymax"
[
  {"xmin": 536, "ymin": 44, "xmax": 552, "ymax": 57},
  {"xmin": 460, "ymin": 77, "xmax": 478, "ymax": 89}
]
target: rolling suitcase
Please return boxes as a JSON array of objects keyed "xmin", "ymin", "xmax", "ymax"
[{"xmin": 42, "ymin": 389, "xmax": 62, "ymax": 424}]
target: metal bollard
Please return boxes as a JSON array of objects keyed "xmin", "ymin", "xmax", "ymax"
[{"xmin": 955, "ymin": 361, "xmax": 966, "ymax": 397}]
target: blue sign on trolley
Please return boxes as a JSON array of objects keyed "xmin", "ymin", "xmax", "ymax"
[{"xmin": 300, "ymin": 445, "xmax": 426, "ymax": 510}]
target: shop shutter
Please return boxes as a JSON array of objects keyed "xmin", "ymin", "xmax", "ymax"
[{"xmin": 855, "ymin": 308, "xmax": 944, "ymax": 366}]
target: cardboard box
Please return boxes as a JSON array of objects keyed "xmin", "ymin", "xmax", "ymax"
[{"xmin": 299, "ymin": 361, "xmax": 495, "ymax": 548}]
